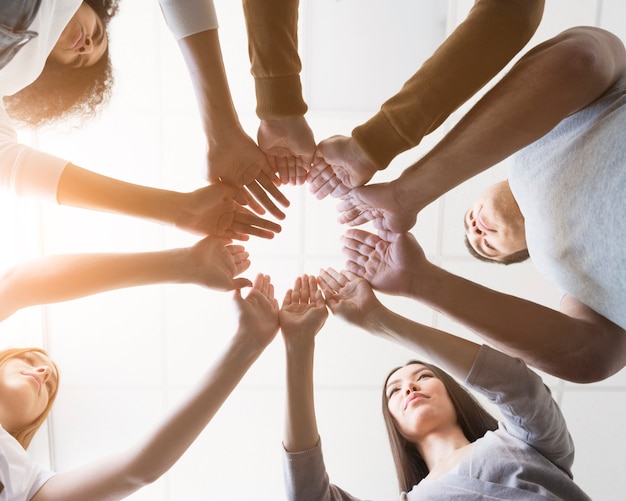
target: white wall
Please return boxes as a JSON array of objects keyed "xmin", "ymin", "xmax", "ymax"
[{"xmin": 2, "ymin": 1, "xmax": 625, "ymax": 499}]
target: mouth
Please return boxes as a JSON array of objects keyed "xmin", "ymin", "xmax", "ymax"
[
  {"xmin": 68, "ymin": 29, "xmax": 84, "ymax": 50},
  {"xmin": 26, "ymin": 374, "xmax": 42, "ymax": 393},
  {"xmin": 476, "ymin": 210, "xmax": 494, "ymax": 233},
  {"xmin": 404, "ymin": 393, "xmax": 426, "ymax": 410}
]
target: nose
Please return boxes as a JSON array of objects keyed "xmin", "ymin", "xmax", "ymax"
[
  {"xmin": 79, "ymin": 36, "xmax": 94, "ymax": 54},
  {"xmin": 404, "ymin": 383, "xmax": 417, "ymax": 395},
  {"xmin": 34, "ymin": 365, "xmax": 51, "ymax": 382}
]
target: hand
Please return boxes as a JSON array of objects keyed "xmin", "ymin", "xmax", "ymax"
[
  {"xmin": 233, "ymin": 273, "xmax": 280, "ymax": 350},
  {"xmin": 336, "ymin": 181, "xmax": 417, "ymax": 233},
  {"xmin": 317, "ymin": 268, "xmax": 382, "ymax": 328},
  {"xmin": 175, "ymin": 183, "xmax": 282, "ymax": 240},
  {"xmin": 341, "ymin": 229, "xmax": 427, "ymax": 296},
  {"xmin": 279, "ymin": 274, "xmax": 328, "ymax": 344},
  {"xmin": 307, "ymin": 135, "xmax": 377, "ymax": 199},
  {"xmin": 205, "ymin": 131, "xmax": 290, "ymax": 220},
  {"xmin": 183, "ymin": 236, "xmax": 252, "ymax": 291},
  {"xmin": 258, "ymin": 116, "xmax": 316, "ymax": 186}
]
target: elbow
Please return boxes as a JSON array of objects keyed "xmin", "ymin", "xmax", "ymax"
[{"xmin": 552, "ymin": 28, "xmax": 626, "ymax": 91}]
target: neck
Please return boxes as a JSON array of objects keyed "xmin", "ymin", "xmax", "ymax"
[{"xmin": 417, "ymin": 428, "xmax": 471, "ymax": 472}]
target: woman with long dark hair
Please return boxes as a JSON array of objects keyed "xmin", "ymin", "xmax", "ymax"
[
  {"xmin": 0, "ymin": 0, "xmax": 285, "ymax": 241},
  {"xmin": 278, "ymin": 270, "xmax": 591, "ymax": 500}
]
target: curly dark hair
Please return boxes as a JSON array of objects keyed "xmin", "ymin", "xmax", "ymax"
[{"xmin": 3, "ymin": 0, "xmax": 121, "ymax": 128}]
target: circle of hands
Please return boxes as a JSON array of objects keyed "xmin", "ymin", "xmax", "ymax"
[{"xmin": 189, "ymin": 115, "xmax": 428, "ymax": 328}]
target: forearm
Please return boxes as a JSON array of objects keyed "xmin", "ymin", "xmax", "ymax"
[
  {"xmin": 283, "ymin": 339, "xmax": 319, "ymax": 452},
  {"xmin": 243, "ymin": 0, "xmax": 307, "ymax": 119},
  {"xmin": 37, "ymin": 333, "xmax": 265, "ymax": 500},
  {"xmin": 406, "ymin": 263, "xmax": 616, "ymax": 382},
  {"xmin": 364, "ymin": 305, "xmax": 479, "ymax": 380},
  {"xmin": 56, "ymin": 164, "xmax": 184, "ymax": 226},
  {"xmin": 0, "ymin": 249, "xmax": 192, "ymax": 322},
  {"xmin": 177, "ymin": 29, "xmax": 244, "ymax": 142},
  {"xmin": 396, "ymin": 26, "xmax": 626, "ymax": 211},
  {"xmin": 352, "ymin": 0, "xmax": 544, "ymax": 170}
]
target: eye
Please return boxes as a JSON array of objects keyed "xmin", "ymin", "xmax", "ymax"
[
  {"xmin": 386, "ymin": 387, "xmax": 399, "ymax": 399},
  {"xmin": 417, "ymin": 373, "xmax": 433, "ymax": 381}
]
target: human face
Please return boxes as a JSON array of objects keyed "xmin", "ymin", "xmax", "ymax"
[
  {"xmin": 0, "ymin": 352, "xmax": 58, "ymax": 432},
  {"xmin": 464, "ymin": 180, "xmax": 527, "ymax": 262},
  {"xmin": 49, "ymin": 3, "xmax": 108, "ymax": 68},
  {"xmin": 385, "ymin": 364, "xmax": 459, "ymax": 442}
]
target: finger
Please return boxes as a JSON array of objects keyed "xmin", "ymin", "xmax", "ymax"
[
  {"xmin": 300, "ymin": 274, "xmax": 311, "ymax": 303},
  {"xmin": 282, "ymin": 288, "xmax": 293, "ymax": 307},
  {"xmin": 242, "ymin": 187, "xmax": 266, "ymax": 215},
  {"xmin": 246, "ymin": 181, "xmax": 286, "ymax": 220},
  {"xmin": 292, "ymin": 276, "xmax": 302, "ymax": 303},
  {"xmin": 344, "ymin": 259, "xmax": 365, "ymax": 277},
  {"xmin": 341, "ymin": 246, "xmax": 369, "ymax": 267},
  {"xmin": 233, "ymin": 258, "xmax": 251, "ymax": 276},
  {"xmin": 258, "ymin": 171, "xmax": 290, "ymax": 208},
  {"xmin": 232, "ymin": 277, "xmax": 253, "ymax": 289},
  {"xmin": 343, "ymin": 228, "xmax": 380, "ymax": 248},
  {"xmin": 318, "ymin": 267, "xmax": 343, "ymax": 291},
  {"xmin": 274, "ymin": 155, "xmax": 290, "ymax": 185}
]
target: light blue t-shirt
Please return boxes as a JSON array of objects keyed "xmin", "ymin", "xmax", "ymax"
[{"xmin": 509, "ymin": 70, "xmax": 626, "ymax": 330}]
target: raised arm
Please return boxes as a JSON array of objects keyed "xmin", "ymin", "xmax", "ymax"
[
  {"xmin": 0, "ymin": 236, "xmax": 251, "ymax": 322},
  {"xmin": 338, "ymin": 27, "xmax": 626, "ymax": 232},
  {"xmin": 279, "ymin": 274, "xmax": 328, "ymax": 453},
  {"xmin": 398, "ymin": 27, "xmax": 626, "ymax": 219},
  {"xmin": 342, "ymin": 229, "xmax": 626, "ymax": 383},
  {"xmin": 158, "ymin": 0, "xmax": 289, "ymax": 218},
  {"xmin": 318, "ymin": 268, "xmax": 479, "ymax": 380},
  {"xmin": 308, "ymin": 0, "xmax": 545, "ymax": 199},
  {"xmin": 32, "ymin": 273, "xmax": 279, "ymax": 501}
]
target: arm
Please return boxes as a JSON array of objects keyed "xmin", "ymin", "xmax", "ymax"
[
  {"xmin": 318, "ymin": 268, "xmax": 479, "ymax": 380},
  {"xmin": 174, "ymin": 22, "xmax": 289, "ymax": 218},
  {"xmin": 308, "ymin": 0, "xmax": 545, "ymax": 199},
  {"xmin": 342, "ymin": 229, "xmax": 626, "ymax": 383},
  {"xmin": 279, "ymin": 274, "xmax": 328, "ymax": 453},
  {"xmin": 32, "ymin": 273, "xmax": 279, "ymax": 501},
  {"xmin": 394, "ymin": 26, "xmax": 626, "ymax": 216},
  {"xmin": 56, "ymin": 165, "xmax": 281, "ymax": 239},
  {"xmin": 242, "ymin": 0, "xmax": 315, "ymax": 186},
  {"xmin": 0, "ymin": 236, "xmax": 252, "ymax": 322}
]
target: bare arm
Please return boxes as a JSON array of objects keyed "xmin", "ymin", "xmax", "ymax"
[
  {"xmin": 31, "ymin": 274, "xmax": 279, "ymax": 501},
  {"xmin": 342, "ymin": 229, "xmax": 626, "ymax": 383},
  {"xmin": 395, "ymin": 27, "xmax": 626, "ymax": 215},
  {"xmin": 279, "ymin": 275, "xmax": 328, "ymax": 452},
  {"xmin": 0, "ymin": 237, "xmax": 252, "ymax": 322},
  {"xmin": 176, "ymin": 29, "xmax": 289, "ymax": 219},
  {"xmin": 318, "ymin": 268, "xmax": 479, "ymax": 380},
  {"xmin": 56, "ymin": 165, "xmax": 281, "ymax": 239}
]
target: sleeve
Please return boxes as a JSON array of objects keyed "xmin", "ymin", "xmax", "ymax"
[
  {"xmin": 282, "ymin": 440, "xmax": 366, "ymax": 501},
  {"xmin": 465, "ymin": 345, "xmax": 576, "ymax": 473},
  {"xmin": 243, "ymin": 0, "xmax": 308, "ymax": 119},
  {"xmin": 352, "ymin": 0, "xmax": 545, "ymax": 170},
  {"xmin": 0, "ymin": 106, "xmax": 68, "ymax": 203},
  {"xmin": 157, "ymin": 0, "xmax": 219, "ymax": 40}
]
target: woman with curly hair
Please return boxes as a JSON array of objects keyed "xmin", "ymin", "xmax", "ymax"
[{"xmin": 0, "ymin": 0, "xmax": 286, "ymax": 241}]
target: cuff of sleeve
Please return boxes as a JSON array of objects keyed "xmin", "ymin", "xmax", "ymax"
[
  {"xmin": 351, "ymin": 110, "xmax": 413, "ymax": 170},
  {"xmin": 11, "ymin": 149, "xmax": 67, "ymax": 204},
  {"xmin": 158, "ymin": 0, "xmax": 219, "ymax": 40},
  {"xmin": 254, "ymin": 75, "xmax": 308, "ymax": 120}
]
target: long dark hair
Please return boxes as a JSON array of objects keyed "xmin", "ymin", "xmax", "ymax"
[
  {"xmin": 3, "ymin": 0, "xmax": 120, "ymax": 128},
  {"xmin": 382, "ymin": 360, "xmax": 498, "ymax": 493}
]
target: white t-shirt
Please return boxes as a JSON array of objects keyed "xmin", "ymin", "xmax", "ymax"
[
  {"xmin": 0, "ymin": 426, "xmax": 54, "ymax": 501},
  {"xmin": 0, "ymin": 0, "xmax": 218, "ymax": 203}
]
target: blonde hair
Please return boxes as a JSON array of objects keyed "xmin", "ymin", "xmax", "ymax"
[{"xmin": 0, "ymin": 347, "xmax": 59, "ymax": 449}]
